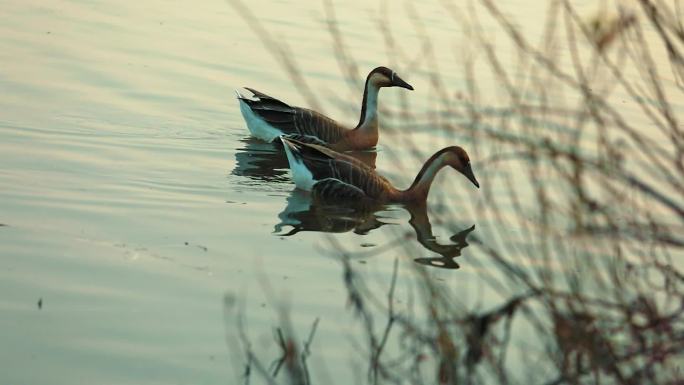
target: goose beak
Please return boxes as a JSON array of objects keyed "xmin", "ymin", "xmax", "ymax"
[
  {"xmin": 392, "ymin": 74, "xmax": 414, "ymax": 90},
  {"xmin": 461, "ymin": 163, "xmax": 480, "ymax": 188}
]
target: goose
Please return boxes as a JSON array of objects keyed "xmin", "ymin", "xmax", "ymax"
[
  {"xmin": 236, "ymin": 66, "xmax": 413, "ymax": 151},
  {"xmin": 280, "ymin": 136, "xmax": 479, "ymax": 203}
]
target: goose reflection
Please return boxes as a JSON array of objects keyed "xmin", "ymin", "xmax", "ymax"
[
  {"xmin": 274, "ymin": 190, "xmax": 388, "ymax": 235},
  {"xmin": 275, "ymin": 192, "xmax": 475, "ymax": 269},
  {"xmin": 232, "ymin": 137, "xmax": 377, "ymax": 184},
  {"xmin": 407, "ymin": 203, "xmax": 476, "ymax": 269},
  {"xmin": 232, "ymin": 137, "xmax": 290, "ymax": 183}
]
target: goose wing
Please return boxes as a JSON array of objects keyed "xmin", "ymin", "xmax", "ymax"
[
  {"xmin": 240, "ymin": 88, "xmax": 348, "ymax": 143},
  {"xmin": 283, "ymin": 137, "xmax": 390, "ymax": 200},
  {"xmin": 280, "ymin": 133, "xmax": 330, "ymax": 147},
  {"xmin": 312, "ymin": 178, "xmax": 367, "ymax": 200},
  {"xmin": 282, "ymin": 137, "xmax": 372, "ymax": 172}
]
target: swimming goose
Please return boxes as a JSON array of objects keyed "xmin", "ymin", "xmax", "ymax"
[
  {"xmin": 236, "ymin": 66, "xmax": 413, "ymax": 151},
  {"xmin": 280, "ymin": 136, "xmax": 480, "ymax": 203}
]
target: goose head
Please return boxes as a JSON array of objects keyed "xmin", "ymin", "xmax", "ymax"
[
  {"xmin": 444, "ymin": 147, "xmax": 480, "ymax": 188},
  {"xmin": 368, "ymin": 66, "xmax": 414, "ymax": 90}
]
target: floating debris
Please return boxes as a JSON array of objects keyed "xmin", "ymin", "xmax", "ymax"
[{"xmin": 183, "ymin": 241, "xmax": 208, "ymax": 252}]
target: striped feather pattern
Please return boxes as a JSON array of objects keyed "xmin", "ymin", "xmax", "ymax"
[
  {"xmin": 280, "ymin": 133, "xmax": 329, "ymax": 147},
  {"xmin": 281, "ymin": 137, "xmax": 393, "ymax": 201},
  {"xmin": 312, "ymin": 178, "xmax": 367, "ymax": 200},
  {"xmin": 240, "ymin": 88, "xmax": 348, "ymax": 142}
]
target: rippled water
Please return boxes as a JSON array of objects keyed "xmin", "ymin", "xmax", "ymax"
[{"xmin": 1, "ymin": 1, "xmax": 681, "ymax": 384}]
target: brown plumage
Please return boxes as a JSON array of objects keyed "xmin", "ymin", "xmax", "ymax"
[
  {"xmin": 236, "ymin": 67, "xmax": 413, "ymax": 151},
  {"xmin": 280, "ymin": 137, "xmax": 480, "ymax": 203}
]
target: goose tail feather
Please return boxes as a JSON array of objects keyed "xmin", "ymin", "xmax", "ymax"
[
  {"xmin": 279, "ymin": 135, "xmax": 299, "ymax": 152},
  {"xmin": 235, "ymin": 89, "xmax": 246, "ymax": 101}
]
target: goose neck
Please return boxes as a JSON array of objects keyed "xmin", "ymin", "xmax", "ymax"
[{"xmin": 356, "ymin": 77, "xmax": 380, "ymax": 130}]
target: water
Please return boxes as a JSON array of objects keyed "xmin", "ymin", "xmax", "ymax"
[{"xmin": 2, "ymin": 1, "xmax": 682, "ymax": 384}]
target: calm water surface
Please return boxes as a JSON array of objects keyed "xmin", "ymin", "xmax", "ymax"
[{"xmin": 1, "ymin": 1, "xmax": 680, "ymax": 384}]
